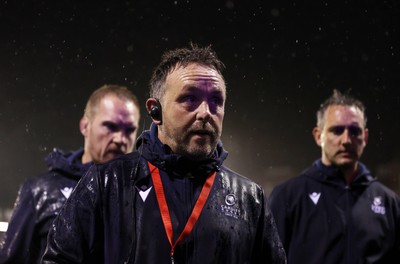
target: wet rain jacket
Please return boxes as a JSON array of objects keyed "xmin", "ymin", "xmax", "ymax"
[
  {"xmin": 0, "ymin": 148, "xmax": 91, "ymax": 264},
  {"xmin": 42, "ymin": 124, "xmax": 287, "ymax": 264},
  {"xmin": 269, "ymin": 159, "xmax": 400, "ymax": 264}
]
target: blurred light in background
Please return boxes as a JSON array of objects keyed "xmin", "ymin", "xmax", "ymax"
[{"xmin": 0, "ymin": 221, "xmax": 8, "ymax": 232}]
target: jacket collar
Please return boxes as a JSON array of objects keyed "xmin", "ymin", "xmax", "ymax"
[
  {"xmin": 310, "ymin": 159, "xmax": 376, "ymax": 185},
  {"xmin": 45, "ymin": 148, "xmax": 92, "ymax": 179},
  {"xmin": 135, "ymin": 123, "xmax": 228, "ymax": 179}
]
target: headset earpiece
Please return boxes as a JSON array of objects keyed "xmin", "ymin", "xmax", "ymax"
[{"xmin": 149, "ymin": 99, "xmax": 162, "ymax": 124}]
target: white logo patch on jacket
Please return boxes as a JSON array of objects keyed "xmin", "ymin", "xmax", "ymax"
[
  {"xmin": 371, "ymin": 196, "xmax": 386, "ymax": 215},
  {"xmin": 138, "ymin": 187, "xmax": 152, "ymax": 202},
  {"xmin": 220, "ymin": 194, "xmax": 241, "ymax": 219},
  {"xmin": 309, "ymin": 192, "xmax": 321, "ymax": 205},
  {"xmin": 61, "ymin": 187, "xmax": 73, "ymax": 199}
]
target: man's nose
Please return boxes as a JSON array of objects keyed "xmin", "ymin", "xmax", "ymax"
[
  {"xmin": 341, "ymin": 129, "xmax": 352, "ymax": 144},
  {"xmin": 113, "ymin": 131, "xmax": 127, "ymax": 144},
  {"xmin": 197, "ymin": 101, "xmax": 211, "ymax": 122}
]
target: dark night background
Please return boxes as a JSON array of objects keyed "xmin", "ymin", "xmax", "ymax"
[{"xmin": 1, "ymin": 0, "xmax": 399, "ymax": 220}]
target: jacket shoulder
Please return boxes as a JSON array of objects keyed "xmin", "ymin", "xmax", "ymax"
[
  {"xmin": 19, "ymin": 169, "xmax": 78, "ymax": 195},
  {"xmin": 220, "ymin": 166, "xmax": 264, "ymax": 193},
  {"xmin": 367, "ymin": 180, "xmax": 400, "ymax": 201},
  {"xmin": 91, "ymin": 152, "xmax": 142, "ymax": 185}
]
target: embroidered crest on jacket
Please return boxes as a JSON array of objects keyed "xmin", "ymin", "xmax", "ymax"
[{"xmin": 371, "ymin": 196, "xmax": 386, "ymax": 215}]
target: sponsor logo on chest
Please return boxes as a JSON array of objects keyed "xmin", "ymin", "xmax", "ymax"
[{"xmin": 220, "ymin": 193, "xmax": 241, "ymax": 219}]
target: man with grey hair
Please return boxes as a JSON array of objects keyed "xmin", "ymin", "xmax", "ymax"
[{"xmin": 269, "ymin": 89, "xmax": 400, "ymax": 263}]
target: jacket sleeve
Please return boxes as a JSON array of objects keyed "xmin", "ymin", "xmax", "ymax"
[
  {"xmin": 0, "ymin": 181, "xmax": 36, "ymax": 264},
  {"xmin": 41, "ymin": 165, "xmax": 102, "ymax": 264},
  {"xmin": 268, "ymin": 184, "xmax": 290, "ymax": 253},
  {"xmin": 268, "ymin": 186, "xmax": 288, "ymax": 250},
  {"xmin": 259, "ymin": 193, "xmax": 287, "ymax": 264}
]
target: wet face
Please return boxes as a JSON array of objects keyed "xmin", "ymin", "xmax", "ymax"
[
  {"xmin": 81, "ymin": 94, "xmax": 140, "ymax": 163},
  {"xmin": 151, "ymin": 63, "xmax": 226, "ymax": 160},
  {"xmin": 313, "ymin": 104, "xmax": 368, "ymax": 170}
]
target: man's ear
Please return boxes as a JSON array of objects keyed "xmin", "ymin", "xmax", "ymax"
[
  {"xmin": 146, "ymin": 98, "xmax": 162, "ymax": 125},
  {"xmin": 312, "ymin": 127, "xmax": 322, "ymax": 146},
  {"xmin": 79, "ymin": 116, "xmax": 89, "ymax": 137},
  {"xmin": 363, "ymin": 128, "xmax": 369, "ymax": 146}
]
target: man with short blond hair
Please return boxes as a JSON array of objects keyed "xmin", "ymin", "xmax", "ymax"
[{"xmin": 0, "ymin": 84, "xmax": 140, "ymax": 263}]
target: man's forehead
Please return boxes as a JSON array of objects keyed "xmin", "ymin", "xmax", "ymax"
[
  {"xmin": 324, "ymin": 105, "xmax": 365, "ymax": 125},
  {"xmin": 94, "ymin": 96, "xmax": 138, "ymax": 119},
  {"xmin": 166, "ymin": 64, "xmax": 225, "ymax": 92},
  {"xmin": 327, "ymin": 105, "xmax": 364, "ymax": 118},
  {"xmin": 170, "ymin": 63, "xmax": 223, "ymax": 79}
]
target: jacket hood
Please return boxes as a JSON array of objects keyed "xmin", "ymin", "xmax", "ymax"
[
  {"xmin": 45, "ymin": 148, "xmax": 92, "ymax": 180},
  {"xmin": 135, "ymin": 123, "xmax": 228, "ymax": 178}
]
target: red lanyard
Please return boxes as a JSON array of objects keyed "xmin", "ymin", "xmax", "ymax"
[{"xmin": 148, "ymin": 162, "xmax": 216, "ymax": 263}]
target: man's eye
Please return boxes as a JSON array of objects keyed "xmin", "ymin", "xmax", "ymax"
[
  {"xmin": 348, "ymin": 126, "xmax": 362, "ymax": 137},
  {"xmin": 105, "ymin": 123, "xmax": 118, "ymax": 132},
  {"xmin": 210, "ymin": 96, "xmax": 223, "ymax": 106},
  {"xmin": 330, "ymin": 126, "xmax": 362, "ymax": 136},
  {"xmin": 331, "ymin": 126, "xmax": 345, "ymax": 135},
  {"xmin": 125, "ymin": 127, "xmax": 135, "ymax": 135},
  {"xmin": 182, "ymin": 95, "xmax": 196, "ymax": 103}
]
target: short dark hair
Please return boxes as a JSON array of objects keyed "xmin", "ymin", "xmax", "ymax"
[
  {"xmin": 84, "ymin": 84, "xmax": 140, "ymax": 118},
  {"xmin": 149, "ymin": 43, "xmax": 225, "ymax": 100},
  {"xmin": 316, "ymin": 89, "xmax": 367, "ymax": 128}
]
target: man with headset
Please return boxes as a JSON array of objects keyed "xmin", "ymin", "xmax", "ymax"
[{"xmin": 42, "ymin": 44, "xmax": 287, "ymax": 263}]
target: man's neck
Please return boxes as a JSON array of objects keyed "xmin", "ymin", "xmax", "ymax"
[
  {"xmin": 340, "ymin": 163, "xmax": 359, "ymax": 185},
  {"xmin": 81, "ymin": 152, "xmax": 92, "ymax": 164}
]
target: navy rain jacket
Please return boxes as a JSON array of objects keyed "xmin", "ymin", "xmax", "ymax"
[
  {"xmin": 269, "ymin": 159, "xmax": 400, "ymax": 264},
  {"xmin": 0, "ymin": 148, "xmax": 91, "ymax": 264},
  {"xmin": 42, "ymin": 125, "xmax": 287, "ymax": 264}
]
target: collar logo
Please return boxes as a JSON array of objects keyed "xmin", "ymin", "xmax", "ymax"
[
  {"xmin": 138, "ymin": 187, "xmax": 152, "ymax": 202},
  {"xmin": 309, "ymin": 192, "xmax": 321, "ymax": 205},
  {"xmin": 61, "ymin": 187, "xmax": 73, "ymax": 199},
  {"xmin": 371, "ymin": 196, "xmax": 386, "ymax": 215},
  {"xmin": 221, "ymin": 194, "xmax": 241, "ymax": 219}
]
